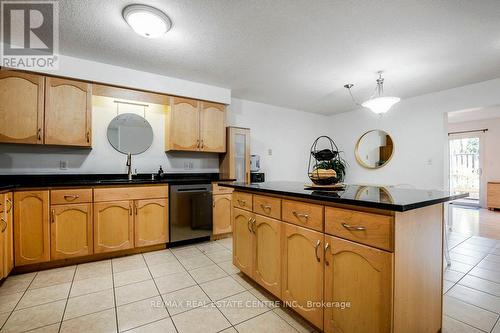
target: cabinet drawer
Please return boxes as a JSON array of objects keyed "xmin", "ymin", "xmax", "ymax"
[
  {"xmin": 94, "ymin": 185, "xmax": 168, "ymax": 202},
  {"xmin": 253, "ymin": 195, "xmax": 281, "ymax": 219},
  {"xmin": 233, "ymin": 192, "xmax": 252, "ymax": 211},
  {"xmin": 51, "ymin": 188, "xmax": 92, "ymax": 205},
  {"xmin": 325, "ymin": 207, "xmax": 394, "ymax": 251},
  {"xmin": 213, "ymin": 183, "xmax": 234, "ymax": 195},
  {"xmin": 282, "ymin": 200, "xmax": 323, "ymax": 232}
]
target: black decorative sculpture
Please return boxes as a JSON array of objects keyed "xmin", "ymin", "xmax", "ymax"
[{"xmin": 308, "ymin": 136, "xmax": 347, "ymax": 185}]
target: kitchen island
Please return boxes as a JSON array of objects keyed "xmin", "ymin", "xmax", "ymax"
[{"xmin": 220, "ymin": 181, "xmax": 466, "ymax": 333}]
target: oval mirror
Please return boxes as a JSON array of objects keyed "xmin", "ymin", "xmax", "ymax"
[
  {"xmin": 107, "ymin": 113, "xmax": 153, "ymax": 154},
  {"xmin": 355, "ymin": 130, "xmax": 394, "ymax": 169}
]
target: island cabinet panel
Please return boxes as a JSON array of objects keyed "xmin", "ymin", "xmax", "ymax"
[
  {"xmin": 0, "ymin": 71, "xmax": 44, "ymax": 144},
  {"xmin": 2, "ymin": 192, "xmax": 14, "ymax": 277},
  {"xmin": 134, "ymin": 198, "xmax": 169, "ymax": 247},
  {"xmin": 282, "ymin": 200, "xmax": 324, "ymax": 232},
  {"xmin": 281, "ymin": 223, "xmax": 324, "ymax": 329},
  {"xmin": 200, "ymin": 102, "xmax": 226, "ymax": 152},
  {"xmin": 94, "ymin": 201, "xmax": 134, "ymax": 253},
  {"xmin": 50, "ymin": 203, "xmax": 93, "ymax": 260},
  {"xmin": 232, "ymin": 208, "xmax": 253, "ymax": 277},
  {"xmin": 233, "ymin": 192, "xmax": 253, "ymax": 211},
  {"xmin": 253, "ymin": 215, "xmax": 282, "ymax": 298},
  {"xmin": 44, "ymin": 77, "xmax": 92, "ymax": 146},
  {"xmin": 14, "ymin": 191, "xmax": 50, "ymax": 266},
  {"xmin": 325, "ymin": 207, "xmax": 394, "ymax": 251},
  {"xmin": 324, "ymin": 235, "xmax": 393, "ymax": 333},
  {"xmin": 213, "ymin": 194, "xmax": 233, "ymax": 235},
  {"xmin": 253, "ymin": 195, "xmax": 281, "ymax": 220}
]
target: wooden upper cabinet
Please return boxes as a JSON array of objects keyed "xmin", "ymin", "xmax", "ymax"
[
  {"xmin": 94, "ymin": 201, "xmax": 134, "ymax": 254},
  {"xmin": 281, "ymin": 223, "xmax": 324, "ymax": 329},
  {"xmin": 253, "ymin": 215, "xmax": 282, "ymax": 298},
  {"xmin": 14, "ymin": 191, "xmax": 50, "ymax": 266},
  {"xmin": 232, "ymin": 208, "xmax": 254, "ymax": 277},
  {"xmin": 50, "ymin": 203, "xmax": 93, "ymax": 260},
  {"xmin": 44, "ymin": 77, "xmax": 92, "ymax": 146},
  {"xmin": 0, "ymin": 70, "xmax": 44, "ymax": 144},
  {"xmin": 134, "ymin": 198, "xmax": 169, "ymax": 247},
  {"xmin": 200, "ymin": 102, "xmax": 226, "ymax": 152},
  {"xmin": 166, "ymin": 97, "xmax": 200, "ymax": 151},
  {"xmin": 324, "ymin": 235, "xmax": 393, "ymax": 333},
  {"xmin": 213, "ymin": 194, "xmax": 232, "ymax": 235}
]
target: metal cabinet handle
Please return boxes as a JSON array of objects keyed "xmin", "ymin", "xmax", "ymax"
[
  {"xmin": 260, "ymin": 204, "xmax": 272, "ymax": 212},
  {"xmin": 134, "ymin": 201, "xmax": 138, "ymax": 215},
  {"xmin": 6, "ymin": 198, "xmax": 12, "ymax": 213},
  {"xmin": 196, "ymin": 139, "xmax": 200, "ymax": 148},
  {"xmin": 341, "ymin": 222, "xmax": 366, "ymax": 231},
  {"xmin": 324, "ymin": 243, "xmax": 330, "ymax": 266},
  {"xmin": 315, "ymin": 240, "xmax": 321, "ymax": 262},
  {"xmin": 201, "ymin": 140, "xmax": 204, "ymax": 149},
  {"xmin": 0, "ymin": 218, "xmax": 6, "ymax": 232},
  {"xmin": 129, "ymin": 204, "xmax": 133, "ymax": 216},
  {"xmin": 293, "ymin": 211, "xmax": 309, "ymax": 221},
  {"xmin": 251, "ymin": 218, "xmax": 256, "ymax": 233},
  {"xmin": 51, "ymin": 209, "xmax": 55, "ymax": 223},
  {"xmin": 64, "ymin": 195, "xmax": 79, "ymax": 201},
  {"xmin": 86, "ymin": 131, "xmax": 90, "ymax": 143},
  {"xmin": 237, "ymin": 199, "xmax": 246, "ymax": 206},
  {"xmin": 37, "ymin": 128, "xmax": 42, "ymax": 141},
  {"xmin": 247, "ymin": 217, "xmax": 253, "ymax": 233}
]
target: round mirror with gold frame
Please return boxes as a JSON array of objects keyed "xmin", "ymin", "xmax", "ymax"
[{"xmin": 355, "ymin": 130, "xmax": 394, "ymax": 169}]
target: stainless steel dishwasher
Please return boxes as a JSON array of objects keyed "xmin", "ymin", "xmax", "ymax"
[{"xmin": 169, "ymin": 183, "xmax": 213, "ymax": 245}]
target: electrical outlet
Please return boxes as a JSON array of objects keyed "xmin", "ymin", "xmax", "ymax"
[
  {"xmin": 184, "ymin": 162, "xmax": 194, "ymax": 169},
  {"xmin": 268, "ymin": 148, "xmax": 273, "ymax": 156},
  {"xmin": 59, "ymin": 160, "xmax": 68, "ymax": 170}
]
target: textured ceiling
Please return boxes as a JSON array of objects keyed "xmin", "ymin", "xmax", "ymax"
[{"xmin": 58, "ymin": 0, "xmax": 500, "ymax": 114}]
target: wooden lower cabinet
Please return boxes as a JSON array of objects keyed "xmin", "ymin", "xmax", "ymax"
[
  {"xmin": 2, "ymin": 192, "xmax": 14, "ymax": 277},
  {"xmin": 324, "ymin": 235, "xmax": 393, "ymax": 333},
  {"xmin": 14, "ymin": 191, "xmax": 50, "ymax": 266},
  {"xmin": 282, "ymin": 224, "xmax": 324, "ymax": 329},
  {"xmin": 50, "ymin": 204, "xmax": 93, "ymax": 260},
  {"xmin": 213, "ymin": 194, "xmax": 232, "ymax": 235},
  {"xmin": 233, "ymin": 208, "xmax": 253, "ymax": 276},
  {"xmin": 253, "ymin": 215, "xmax": 282, "ymax": 298},
  {"xmin": 135, "ymin": 199, "xmax": 169, "ymax": 247},
  {"xmin": 94, "ymin": 201, "xmax": 134, "ymax": 253}
]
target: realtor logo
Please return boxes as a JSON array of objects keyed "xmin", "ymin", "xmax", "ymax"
[{"xmin": 1, "ymin": 0, "xmax": 59, "ymax": 69}]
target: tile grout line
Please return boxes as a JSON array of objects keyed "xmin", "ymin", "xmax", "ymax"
[
  {"xmin": 443, "ymin": 314, "xmax": 490, "ymax": 333},
  {"xmin": 490, "ymin": 316, "xmax": 500, "ymax": 333},
  {"xmin": 0, "ymin": 272, "xmax": 38, "ymax": 331},
  {"xmin": 110, "ymin": 259, "xmax": 120, "ymax": 333},
  {"xmin": 57, "ymin": 267, "xmax": 78, "ymax": 333},
  {"xmin": 142, "ymin": 251, "xmax": 180, "ymax": 333}
]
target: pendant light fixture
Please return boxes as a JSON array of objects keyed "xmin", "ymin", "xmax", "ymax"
[{"xmin": 344, "ymin": 72, "xmax": 400, "ymax": 114}]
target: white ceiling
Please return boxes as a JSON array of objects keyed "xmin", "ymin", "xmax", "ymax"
[{"xmin": 58, "ymin": 0, "xmax": 500, "ymax": 115}]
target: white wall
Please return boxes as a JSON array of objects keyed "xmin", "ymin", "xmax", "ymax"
[
  {"xmin": 326, "ymin": 77, "xmax": 500, "ymax": 190},
  {"xmin": 447, "ymin": 117, "xmax": 500, "ymax": 207},
  {"xmin": 227, "ymin": 99, "xmax": 330, "ymax": 182}
]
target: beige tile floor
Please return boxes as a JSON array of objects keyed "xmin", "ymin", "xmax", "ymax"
[{"xmin": 1, "ymin": 231, "xmax": 500, "ymax": 332}]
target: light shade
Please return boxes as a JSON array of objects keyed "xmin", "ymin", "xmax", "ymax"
[
  {"xmin": 123, "ymin": 5, "xmax": 172, "ymax": 38},
  {"xmin": 362, "ymin": 96, "xmax": 400, "ymax": 114}
]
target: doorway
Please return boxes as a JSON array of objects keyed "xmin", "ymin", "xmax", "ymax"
[{"xmin": 448, "ymin": 133, "xmax": 483, "ymax": 207}]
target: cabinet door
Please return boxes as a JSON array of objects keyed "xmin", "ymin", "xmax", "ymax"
[
  {"xmin": 253, "ymin": 215, "xmax": 281, "ymax": 298},
  {"xmin": 232, "ymin": 208, "xmax": 254, "ymax": 276},
  {"xmin": 200, "ymin": 102, "xmax": 226, "ymax": 152},
  {"xmin": 14, "ymin": 191, "xmax": 50, "ymax": 266},
  {"xmin": 166, "ymin": 97, "xmax": 200, "ymax": 151},
  {"xmin": 94, "ymin": 201, "xmax": 134, "ymax": 253},
  {"xmin": 0, "ymin": 193, "xmax": 4, "ymax": 278},
  {"xmin": 3, "ymin": 192, "xmax": 14, "ymax": 276},
  {"xmin": 324, "ymin": 235, "xmax": 393, "ymax": 333},
  {"xmin": 282, "ymin": 224, "xmax": 324, "ymax": 329},
  {"xmin": 213, "ymin": 194, "xmax": 232, "ymax": 235},
  {"xmin": 134, "ymin": 199, "xmax": 169, "ymax": 247},
  {"xmin": 50, "ymin": 203, "xmax": 93, "ymax": 260},
  {"xmin": 0, "ymin": 71, "xmax": 44, "ymax": 144},
  {"xmin": 44, "ymin": 77, "xmax": 92, "ymax": 146}
]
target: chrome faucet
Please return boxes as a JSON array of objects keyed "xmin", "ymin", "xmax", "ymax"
[{"xmin": 126, "ymin": 153, "xmax": 132, "ymax": 180}]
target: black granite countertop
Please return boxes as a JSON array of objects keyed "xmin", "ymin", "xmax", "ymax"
[
  {"xmin": 220, "ymin": 181, "xmax": 467, "ymax": 212},
  {"xmin": 0, "ymin": 173, "xmax": 233, "ymax": 191}
]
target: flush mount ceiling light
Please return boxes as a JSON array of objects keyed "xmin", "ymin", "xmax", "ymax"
[
  {"xmin": 123, "ymin": 4, "xmax": 172, "ymax": 38},
  {"xmin": 344, "ymin": 72, "xmax": 401, "ymax": 114}
]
